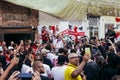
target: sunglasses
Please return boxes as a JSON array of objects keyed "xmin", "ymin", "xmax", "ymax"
[{"xmin": 70, "ymin": 56, "xmax": 79, "ymax": 59}]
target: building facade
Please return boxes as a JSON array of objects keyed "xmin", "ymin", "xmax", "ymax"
[{"xmin": 0, "ymin": 1, "xmax": 39, "ymax": 44}]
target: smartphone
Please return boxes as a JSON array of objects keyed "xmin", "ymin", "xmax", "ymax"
[
  {"xmin": 18, "ymin": 73, "xmax": 32, "ymax": 80},
  {"xmin": 85, "ymin": 47, "xmax": 91, "ymax": 54}
]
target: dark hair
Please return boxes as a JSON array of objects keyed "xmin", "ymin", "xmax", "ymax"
[
  {"xmin": 70, "ymin": 49, "xmax": 77, "ymax": 53},
  {"xmin": 58, "ymin": 48, "xmax": 65, "ymax": 53},
  {"xmin": 58, "ymin": 55, "xmax": 66, "ymax": 65},
  {"xmin": 34, "ymin": 54, "xmax": 43, "ymax": 62},
  {"xmin": 13, "ymin": 43, "xmax": 18, "ymax": 48},
  {"xmin": 96, "ymin": 56, "xmax": 107, "ymax": 69},
  {"xmin": 45, "ymin": 44, "xmax": 52, "ymax": 51},
  {"xmin": 90, "ymin": 36, "xmax": 96, "ymax": 40}
]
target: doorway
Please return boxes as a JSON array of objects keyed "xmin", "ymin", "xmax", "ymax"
[{"xmin": 4, "ymin": 33, "xmax": 34, "ymax": 46}]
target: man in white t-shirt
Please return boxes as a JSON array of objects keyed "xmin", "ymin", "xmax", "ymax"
[
  {"xmin": 21, "ymin": 64, "xmax": 33, "ymax": 73},
  {"xmin": 53, "ymin": 34, "xmax": 64, "ymax": 53},
  {"xmin": 51, "ymin": 55, "xmax": 67, "ymax": 80},
  {"xmin": 41, "ymin": 64, "xmax": 51, "ymax": 77}
]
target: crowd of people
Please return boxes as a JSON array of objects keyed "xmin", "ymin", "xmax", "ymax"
[{"xmin": 0, "ymin": 25, "xmax": 120, "ymax": 80}]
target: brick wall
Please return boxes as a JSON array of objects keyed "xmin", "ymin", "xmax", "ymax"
[
  {"xmin": 0, "ymin": 1, "xmax": 39, "ymax": 41},
  {"xmin": 0, "ymin": 1, "xmax": 2, "ymax": 26},
  {"xmin": 1, "ymin": 1, "xmax": 39, "ymax": 27}
]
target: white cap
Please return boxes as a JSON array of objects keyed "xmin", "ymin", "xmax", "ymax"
[
  {"xmin": 0, "ymin": 46, "xmax": 3, "ymax": 51},
  {"xmin": 41, "ymin": 48, "xmax": 49, "ymax": 53},
  {"xmin": 8, "ymin": 46, "xmax": 14, "ymax": 50}
]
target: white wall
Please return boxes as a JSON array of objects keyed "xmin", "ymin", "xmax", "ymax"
[
  {"xmin": 99, "ymin": 16, "xmax": 118, "ymax": 39},
  {"xmin": 38, "ymin": 12, "xmax": 120, "ymax": 41},
  {"xmin": 38, "ymin": 11, "xmax": 88, "ymax": 37},
  {"xmin": 39, "ymin": 11, "xmax": 61, "ymax": 26}
]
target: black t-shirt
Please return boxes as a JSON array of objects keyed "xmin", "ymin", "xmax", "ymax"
[
  {"xmin": 0, "ymin": 55, "xmax": 7, "ymax": 70},
  {"xmin": 84, "ymin": 61, "xmax": 99, "ymax": 80},
  {"xmin": 106, "ymin": 30, "xmax": 116, "ymax": 43}
]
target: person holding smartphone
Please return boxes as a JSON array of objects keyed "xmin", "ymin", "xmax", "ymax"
[{"xmin": 64, "ymin": 52, "xmax": 91, "ymax": 80}]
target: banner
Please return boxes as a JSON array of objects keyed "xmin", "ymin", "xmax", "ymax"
[{"xmin": 61, "ymin": 29, "xmax": 85, "ymax": 36}]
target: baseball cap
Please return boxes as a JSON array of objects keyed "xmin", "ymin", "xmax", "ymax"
[
  {"xmin": 41, "ymin": 48, "xmax": 49, "ymax": 53},
  {"xmin": 8, "ymin": 46, "xmax": 14, "ymax": 50}
]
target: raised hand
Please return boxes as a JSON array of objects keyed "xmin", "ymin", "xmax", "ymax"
[
  {"xmin": 83, "ymin": 53, "xmax": 91, "ymax": 62},
  {"xmin": 10, "ymin": 56, "xmax": 19, "ymax": 67},
  {"xmin": 32, "ymin": 71, "xmax": 41, "ymax": 80},
  {"xmin": 8, "ymin": 71, "xmax": 20, "ymax": 80}
]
